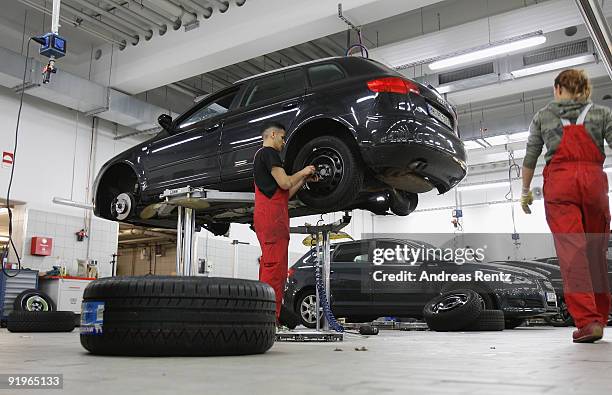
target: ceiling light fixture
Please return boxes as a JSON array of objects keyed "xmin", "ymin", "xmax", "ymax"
[
  {"xmin": 510, "ymin": 54, "xmax": 595, "ymax": 78},
  {"xmin": 457, "ymin": 181, "xmax": 510, "ymax": 192},
  {"xmin": 429, "ymin": 33, "xmax": 546, "ymax": 71},
  {"xmin": 463, "ymin": 131, "xmax": 530, "ymax": 150}
]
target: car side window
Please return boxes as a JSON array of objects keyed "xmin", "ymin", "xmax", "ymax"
[
  {"xmin": 242, "ymin": 69, "xmax": 305, "ymax": 107},
  {"xmin": 178, "ymin": 90, "xmax": 239, "ymax": 129},
  {"xmin": 332, "ymin": 243, "xmax": 369, "ymax": 263},
  {"xmin": 307, "ymin": 64, "xmax": 345, "ymax": 87}
]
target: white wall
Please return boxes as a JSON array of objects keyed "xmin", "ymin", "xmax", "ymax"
[
  {"xmin": 0, "ymin": 84, "xmax": 144, "ymax": 274},
  {"xmin": 0, "ymin": 84, "xmax": 145, "ymax": 214}
]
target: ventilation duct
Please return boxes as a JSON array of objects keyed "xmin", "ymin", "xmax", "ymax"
[
  {"xmin": 0, "ymin": 46, "xmax": 174, "ymax": 132},
  {"xmin": 438, "ymin": 62, "xmax": 495, "ymax": 85},
  {"xmin": 522, "ymin": 39, "xmax": 589, "ymax": 66}
]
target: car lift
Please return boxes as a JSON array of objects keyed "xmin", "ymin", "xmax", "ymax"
[{"xmin": 160, "ymin": 186, "xmax": 346, "ymax": 342}]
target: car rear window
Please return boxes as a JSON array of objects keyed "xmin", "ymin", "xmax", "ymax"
[
  {"xmin": 308, "ymin": 64, "xmax": 345, "ymax": 87},
  {"xmin": 242, "ymin": 69, "xmax": 305, "ymax": 107}
]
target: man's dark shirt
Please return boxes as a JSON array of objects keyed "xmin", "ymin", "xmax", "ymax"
[{"xmin": 254, "ymin": 147, "xmax": 283, "ymax": 198}]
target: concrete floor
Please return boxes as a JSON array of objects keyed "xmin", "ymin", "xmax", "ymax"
[{"xmin": 1, "ymin": 327, "xmax": 611, "ymax": 395}]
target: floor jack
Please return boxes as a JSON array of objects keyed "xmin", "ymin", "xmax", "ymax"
[
  {"xmin": 275, "ymin": 213, "xmax": 351, "ymax": 343},
  {"xmin": 161, "ymin": 186, "xmax": 345, "ymax": 342}
]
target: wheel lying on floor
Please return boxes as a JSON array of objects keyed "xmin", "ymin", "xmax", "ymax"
[
  {"xmin": 464, "ymin": 310, "xmax": 506, "ymax": 331},
  {"xmin": 503, "ymin": 318, "xmax": 526, "ymax": 330},
  {"xmin": 7, "ymin": 311, "xmax": 76, "ymax": 332},
  {"xmin": 79, "ymin": 276, "xmax": 276, "ymax": 356},
  {"xmin": 13, "ymin": 289, "xmax": 55, "ymax": 312},
  {"xmin": 423, "ymin": 289, "xmax": 482, "ymax": 331}
]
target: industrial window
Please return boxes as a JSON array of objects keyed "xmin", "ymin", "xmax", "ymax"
[
  {"xmin": 179, "ymin": 90, "xmax": 238, "ymax": 128},
  {"xmin": 308, "ymin": 64, "xmax": 345, "ymax": 87},
  {"xmin": 243, "ymin": 69, "xmax": 305, "ymax": 107}
]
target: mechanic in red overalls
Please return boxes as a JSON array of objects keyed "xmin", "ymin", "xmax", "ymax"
[
  {"xmin": 253, "ymin": 122, "xmax": 317, "ymax": 322},
  {"xmin": 522, "ymin": 69, "xmax": 612, "ymax": 343}
]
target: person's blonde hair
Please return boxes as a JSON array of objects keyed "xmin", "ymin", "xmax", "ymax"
[{"xmin": 554, "ymin": 69, "xmax": 591, "ymax": 101}]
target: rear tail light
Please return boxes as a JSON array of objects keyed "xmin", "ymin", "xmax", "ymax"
[
  {"xmin": 287, "ymin": 268, "xmax": 296, "ymax": 278},
  {"xmin": 367, "ymin": 77, "xmax": 420, "ymax": 95}
]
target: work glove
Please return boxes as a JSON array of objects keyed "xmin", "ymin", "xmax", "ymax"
[{"xmin": 521, "ymin": 189, "xmax": 533, "ymax": 214}]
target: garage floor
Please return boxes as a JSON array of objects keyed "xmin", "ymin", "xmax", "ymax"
[{"xmin": 1, "ymin": 327, "xmax": 611, "ymax": 395}]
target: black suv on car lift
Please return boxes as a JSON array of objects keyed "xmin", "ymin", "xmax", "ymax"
[{"xmin": 93, "ymin": 57, "xmax": 467, "ymax": 233}]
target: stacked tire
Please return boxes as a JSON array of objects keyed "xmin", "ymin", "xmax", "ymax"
[
  {"xmin": 79, "ymin": 276, "xmax": 277, "ymax": 356},
  {"xmin": 423, "ymin": 289, "xmax": 505, "ymax": 332},
  {"xmin": 7, "ymin": 289, "xmax": 76, "ymax": 333}
]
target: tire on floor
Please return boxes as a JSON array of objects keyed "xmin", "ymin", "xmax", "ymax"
[
  {"xmin": 464, "ymin": 309, "xmax": 506, "ymax": 331},
  {"xmin": 13, "ymin": 289, "xmax": 56, "ymax": 312},
  {"xmin": 7, "ymin": 311, "xmax": 76, "ymax": 332},
  {"xmin": 423, "ymin": 289, "xmax": 482, "ymax": 331},
  {"xmin": 79, "ymin": 276, "xmax": 276, "ymax": 356}
]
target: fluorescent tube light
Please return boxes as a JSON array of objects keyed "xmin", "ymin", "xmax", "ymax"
[
  {"xmin": 0, "ymin": 208, "xmax": 8, "ymax": 215},
  {"xmin": 457, "ymin": 181, "xmax": 510, "ymax": 192},
  {"xmin": 0, "ymin": 236, "xmax": 8, "ymax": 242},
  {"xmin": 430, "ymin": 35, "xmax": 547, "ymax": 71},
  {"xmin": 511, "ymin": 54, "xmax": 595, "ymax": 78},
  {"xmin": 463, "ymin": 131, "xmax": 530, "ymax": 150}
]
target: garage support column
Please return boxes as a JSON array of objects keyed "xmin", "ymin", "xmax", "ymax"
[
  {"xmin": 176, "ymin": 207, "xmax": 184, "ymax": 275},
  {"xmin": 175, "ymin": 206, "xmax": 196, "ymax": 276}
]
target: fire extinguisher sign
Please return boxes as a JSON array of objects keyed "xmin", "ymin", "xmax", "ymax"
[{"xmin": 2, "ymin": 152, "xmax": 14, "ymax": 168}]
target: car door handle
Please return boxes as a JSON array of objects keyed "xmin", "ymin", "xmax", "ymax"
[
  {"xmin": 206, "ymin": 123, "xmax": 221, "ymax": 132},
  {"xmin": 282, "ymin": 101, "xmax": 299, "ymax": 110}
]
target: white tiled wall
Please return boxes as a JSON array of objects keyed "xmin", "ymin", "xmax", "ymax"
[
  {"xmin": 9, "ymin": 208, "xmax": 118, "ymax": 277},
  {"xmin": 194, "ymin": 233, "xmax": 306, "ymax": 280}
]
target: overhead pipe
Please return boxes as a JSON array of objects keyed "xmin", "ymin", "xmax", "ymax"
[
  {"xmin": 175, "ymin": 0, "xmax": 213, "ymax": 18},
  {"xmin": 574, "ymin": 0, "xmax": 612, "ymax": 79},
  {"xmin": 68, "ymin": 0, "xmax": 153, "ymax": 40},
  {"xmin": 139, "ymin": 0, "xmax": 197, "ymax": 26},
  {"xmin": 60, "ymin": 2, "xmax": 139, "ymax": 45},
  {"xmin": 126, "ymin": 0, "xmax": 180, "ymax": 30},
  {"xmin": 120, "ymin": 228, "xmax": 177, "ymax": 239},
  {"xmin": 100, "ymin": 0, "xmax": 168, "ymax": 36},
  {"xmin": 210, "ymin": 0, "xmax": 230, "ymax": 12},
  {"xmin": 17, "ymin": 0, "xmax": 125, "ymax": 47}
]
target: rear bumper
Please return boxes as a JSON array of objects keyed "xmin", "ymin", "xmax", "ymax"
[{"xmin": 359, "ymin": 116, "xmax": 467, "ymax": 193}]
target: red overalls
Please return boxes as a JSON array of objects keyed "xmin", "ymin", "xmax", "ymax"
[
  {"xmin": 543, "ymin": 103, "xmax": 611, "ymax": 329},
  {"xmin": 254, "ymin": 184, "xmax": 290, "ymax": 321}
]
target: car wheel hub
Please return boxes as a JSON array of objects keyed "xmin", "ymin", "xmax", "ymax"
[
  {"xmin": 26, "ymin": 296, "xmax": 49, "ymax": 312},
  {"xmin": 432, "ymin": 293, "xmax": 468, "ymax": 313},
  {"xmin": 111, "ymin": 193, "xmax": 132, "ymax": 221},
  {"xmin": 300, "ymin": 295, "xmax": 319, "ymax": 324},
  {"xmin": 304, "ymin": 147, "xmax": 344, "ymax": 195}
]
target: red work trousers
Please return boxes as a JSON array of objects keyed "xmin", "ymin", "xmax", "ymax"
[
  {"xmin": 254, "ymin": 185, "xmax": 290, "ymax": 321},
  {"xmin": 543, "ymin": 108, "xmax": 611, "ymax": 329}
]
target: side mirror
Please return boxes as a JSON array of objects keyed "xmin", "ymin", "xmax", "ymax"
[{"xmin": 158, "ymin": 114, "xmax": 173, "ymax": 131}]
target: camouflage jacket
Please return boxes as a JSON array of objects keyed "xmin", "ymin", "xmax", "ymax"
[{"xmin": 523, "ymin": 99, "xmax": 612, "ymax": 169}]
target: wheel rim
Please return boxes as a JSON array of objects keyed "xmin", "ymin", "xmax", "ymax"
[
  {"xmin": 432, "ymin": 293, "xmax": 469, "ymax": 314},
  {"xmin": 303, "ymin": 147, "xmax": 345, "ymax": 195},
  {"xmin": 111, "ymin": 193, "xmax": 132, "ymax": 221},
  {"xmin": 25, "ymin": 296, "xmax": 49, "ymax": 312},
  {"xmin": 300, "ymin": 294, "xmax": 319, "ymax": 324}
]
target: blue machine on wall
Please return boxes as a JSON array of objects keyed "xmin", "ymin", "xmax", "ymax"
[{"xmin": 32, "ymin": 33, "xmax": 67, "ymax": 84}]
